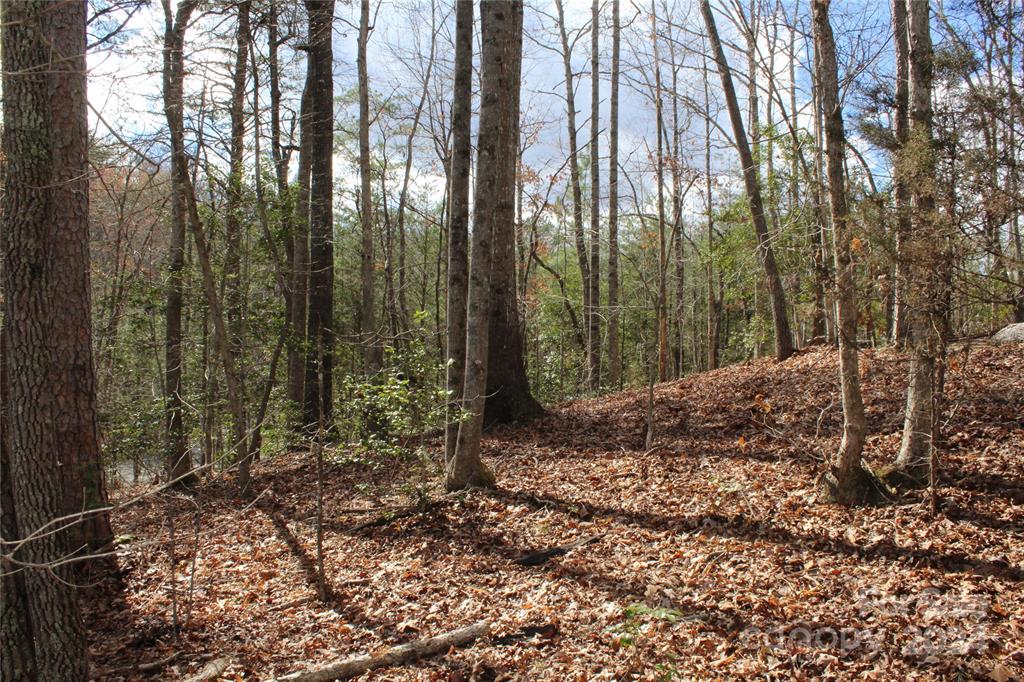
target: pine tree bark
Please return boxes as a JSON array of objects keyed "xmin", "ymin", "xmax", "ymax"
[
  {"xmin": 701, "ymin": 0, "xmax": 795, "ymax": 361},
  {"xmin": 303, "ymin": 0, "xmax": 336, "ymax": 427},
  {"xmin": 606, "ymin": 0, "xmax": 622, "ymax": 387},
  {"xmin": 449, "ymin": 0, "xmax": 523, "ymax": 491},
  {"xmin": 813, "ymin": 0, "xmax": 876, "ymax": 505},
  {"xmin": 445, "ymin": 0, "xmax": 473, "ymax": 463},
  {"xmin": 1, "ymin": 1, "xmax": 93, "ymax": 676}
]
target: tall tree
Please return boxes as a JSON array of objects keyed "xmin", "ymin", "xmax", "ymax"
[
  {"xmin": 701, "ymin": 0, "xmax": 795, "ymax": 362},
  {"xmin": 813, "ymin": 0, "xmax": 876, "ymax": 504},
  {"xmin": 445, "ymin": 0, "xmax": 473, "ymax": 462},
  {"xmin": 587, "ymin": 0, "xmax": 602, "ymax": 390},
  {"xmin": 1, "ymin": 0, "xmax": 96, "ymax": 675},
  {"xmin": 162, "ymin": 0, "xmax": 197, "ymax": 483},
  {"xmin": 449, "ymin": 0, "xmax": 523, "ymax": 491},
  {"xmin": 485, "ymin": 0, "xmax": 543, "ymax": 426},
  {"xmin": 358, "ymin": 0, "xmax": 381, "ymax": 373},
  {"xmin": 890, "ymin": 0, "xmax": 911, "ymax": 345},
  {"xmin": 554, "ymin": 0, "xmax": 593, "ymax": 383},
  {"xmin": 303, "ymin": 0, "xmax": 336, "ymax": 427},
  {"xmin": 606, "ymin": 0, "xmax": 622, "ymax": 387},
  {"xmin": 225, "ymin": 0, "xmax": 252, "ymax": 454},
  {"xmin": 891, "ymin": 0, "xmax": 942, "ymax": 487}
]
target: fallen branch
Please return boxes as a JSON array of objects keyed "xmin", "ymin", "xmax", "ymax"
[
  {"xmin": 514, "ymin": 534, "xmax": 604, "ymax": 566},
  {"xmin": 272, "ymin": 621, "xmax": 490, "ymax": 682},
  {"xmin": 184, "ymin": 657, "xmax": 232, "ymax": 682}
]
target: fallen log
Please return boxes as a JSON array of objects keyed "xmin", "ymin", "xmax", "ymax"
[{"xmin": 272, "ymin": 620, "xmax": 490, "ymax": 682}]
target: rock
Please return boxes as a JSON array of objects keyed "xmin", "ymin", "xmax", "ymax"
[{"xmin": 992, "ymin": 323, "xmax": 1024, "ymax": 344}]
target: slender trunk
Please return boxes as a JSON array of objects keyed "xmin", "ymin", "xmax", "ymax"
[
  {"xmin": 358, "ymin": 0, "xmax": 381, "ymax": 372},
  {"xmin": 890, "ymin": 0, "xmax": 911, "ymax": 345},
  {"xmin": 606, "ymin": 0, "xmax": 622, "ymax": 387},
  {"xmin": 587, "ymin": 0, "xmax": 602, "ymax": 390},
  {"xmin": 893, "ymin": 0, "xmax": 941, "ymax": 487},
  {"xmin": 703, "ymin": 52, "xmax": 720, "ymax": 371},
  {"xmin": 445, "ymin": 0, "xmax": 473, "ymax": 463},
  {"xmin": 226, "ymin": 0, "xmax": 252, "ymax": 476},
  {"xmin": 162, "ymin": 0, "xmax": 197, "ymax": 484},
  {"xmin": 813, "ymin": 0, "xmax": 873, "ymax": 504},
  {"xmin": 288, "ymin": 63, "xmax": 313, "ymax": 413},
  {"xmin": 701, "ymin": 0, "xmax": 794, "ymax": 361},
  {"xmin": 449, "ymin": 0, "xmax": 523, "ymax": 491},
  {"xmin": 554, "ymin": 0, "xmax": 591, "ymax": 374}
]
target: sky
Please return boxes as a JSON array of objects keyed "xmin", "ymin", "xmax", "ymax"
[{"xmin": 86, "ymin": 0, "xmax": 897, "ymax": 222}]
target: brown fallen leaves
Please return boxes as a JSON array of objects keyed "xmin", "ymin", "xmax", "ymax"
[{"xmin": 85, "ymin": 343, "xmax": 1024, "ymax": 680}]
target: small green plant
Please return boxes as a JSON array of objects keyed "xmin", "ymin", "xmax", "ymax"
[{"xmin": 609, "ymin": 603, "xmax": 685, "ymax": 680}]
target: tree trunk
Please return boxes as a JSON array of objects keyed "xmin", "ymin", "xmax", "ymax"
[
  {"xmin": 288, "ymin": 54, "xmax": 313, "ymax": 414},
  {"xmin": 1, "ymin": 1, "xmax": 93, "ymax": 676},
  {"xmin": 449, "ymin": 0, "xmax": 523, "ymax": 491},
  {"xmin": 606, "ymin": 0, "xmax": 622, "ymax": 388},
  {"xmin": 303, "ymin": 0, "xmax": 336, "ymax": 427},
  {"xmin": 701, "ymin": 0, "xmax": 794, "ymax": 361},
  {"xmin": 587, "ymin": 0, "xmax": 602, "ymax": 390},
  {"xmin": 651, "ymin": 3, "xmax": 670, "ymax": 382},
  {"xmin": 445, "ymin": 0, "xmax": 473, "ymax": 463},
  {"xmin": 813, "ymin": 0, "xmax": 876, "ymax": 505},
  {"xmin": 358, "ymin": 0, "xmax": 381, "ymax": 373},
  {"xmin": 890, "ymin": 0, "xmax": 911, "ymax": 346},
  {"xmin": 162, "ymin": 0, "xmax": 197, "ymax": 484},
  {"xmin": 226, "ymin": 0, "xmax": 252, "ymax": 477},
  {"xmin": 554, "ymin": 0, "xmax": 592, "ymax": 380},
  {"xmin": 891, "ymin": 0, "xmax": 941, "ymax": 488},
  {"xmin": 485, "ymin": 0, "xmax": 543, "ymax": 427}
]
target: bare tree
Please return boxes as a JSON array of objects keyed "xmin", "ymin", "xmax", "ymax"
[
  {"xmin": 607, "ymin": 0, "xmax": 622, "ymax": 387},
  {"xmin": 701, "ymin": 0, "xmax": 795, "ymax": 361},
  {"xmin": 813, "ymin": 0, "xmax": 877, "ymax": 504},
  {"xmin": 358, "ymin": 0, "xmax": 381, "ymax": 373},
  {"xmin": 445, "ymin": 0, "xmax": 473, "ymax": 463},
  {"xmin": 449, "ymin": 0, "xmax": 523, "ymax": 491}
]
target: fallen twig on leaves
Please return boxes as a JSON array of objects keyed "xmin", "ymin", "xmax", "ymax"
[
  {"xmin": 514, "ymin": 534, "xmax": 604, "ymax": 566},
  {"xmin": 271, "ymin": 620, "xmax": 490, "ymax": 681}
]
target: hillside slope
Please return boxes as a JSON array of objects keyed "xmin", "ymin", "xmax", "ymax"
[{"xmin": 87, "ymin": 343, "xmax": 1024, "ymax": 680}]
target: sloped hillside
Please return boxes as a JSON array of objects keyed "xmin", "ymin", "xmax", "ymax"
[{"xmin": 86, "ymin": 343, "xmax": 1024, "ymax": 681}]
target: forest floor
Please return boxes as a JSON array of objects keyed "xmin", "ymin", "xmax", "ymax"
[{"xmin": 85, "ymin": 343, "xmax": 1024, "ymax": 681}]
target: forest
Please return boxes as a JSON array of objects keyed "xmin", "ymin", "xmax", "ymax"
[{"xmin": 1, "ymin": 0, "xmax": 1023, "ymax": 679}]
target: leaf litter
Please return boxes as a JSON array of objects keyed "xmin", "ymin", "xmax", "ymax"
[{"xmin": 84, "ymin": 343, "xmax": 1024, "ymax": 680}]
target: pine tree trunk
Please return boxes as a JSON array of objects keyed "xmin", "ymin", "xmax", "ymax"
[
  {"xmin": 449, "ymin": 0, "xmax": 523, "ymax": 491},
  {"xmin": 1, "ymin": 1, "xmax": 93, "ymax": 676},
  {"xmin": 701, "ymin": 0, "xmax": 794, "ymax": 361},
  {"xmin": 445, "ymin": 0, "xmax": 473, "ymax": 463}
]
